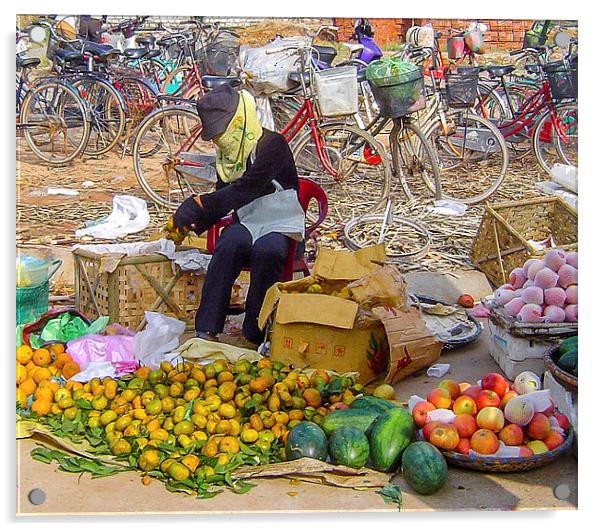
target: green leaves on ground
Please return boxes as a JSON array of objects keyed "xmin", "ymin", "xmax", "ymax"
[
  {"xmin": 377, "ymin": 483, "xmax": 403, "ymax": 511},
  {"xmin": 30, "ymin": 446, "xmax": 129, "ymax": 478}
]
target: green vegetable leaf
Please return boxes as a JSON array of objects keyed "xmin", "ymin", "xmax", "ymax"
[{"xmin": 377, "ymin": 483, "xmax": 403, "ymax": 511}]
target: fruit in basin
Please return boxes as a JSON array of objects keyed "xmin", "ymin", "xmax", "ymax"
[
  {"xmin": 526, "ymin": 413, "xmax": 551, "ymax": 440},
  {"xmin": 422, "ymin": 421, "xmax": 441, "ymax": 442},
  {"xmin": 476, "ymin": 390, "xmax": 501, "ymax": 410},
  {"xmin": 463, "ymin": 385, "xmax": 482, "ymax": 400},
  {"xmin": 500, "ymin": 390, "xmax": 519, "ymax": 409},
  {"xmin": 470, "ymin": 429, "xmax": 500, "ymax": 455},
  {"xmin": 481, "ymin": 373, "xmax": 509, "ymax": 398},
  {"xmin": 543, "ymin": 430, "xmax": 565, "ymax": 451},
  {"xmin": 453, "ymin": 414, "xmax": 478, "ymax": 439},
  {"xmin": 518, "ymin": 445, "xmax": 534, "ymax": 457},
  {"xmin": 438, "ymin": 379, "xmax": 461, "ymax": 400},
  {"xmin": 428, "ymin": 424, "xmax": 460, "ymax": 452},
  {"xmin": 526, "ymin": 440, "xmax": 549, "ymax": 455},
  {"xmin": 412, "ymin": 401, "xmax": 436, "ymax": 428},
  {"xmin": 498, "ymin": 424, "xmax": 524, "ymax": 446},
  {"xmin": 476, "ymin": 407, "xmax": 505, "ymax": 432},
  {"xmin": 504, "ymin": 397, "xmax": 535, "ymax": 426},
  {"xmin": 455, "ymin": 438, "xmax": 471, "ymax": 455},
  {"xmin": 452, "ymin": 395, "xmax": 477, "ymax": 416},
  {"xmin": 427, "ymin": 388, "xmax": 452, "ymax": 409}
]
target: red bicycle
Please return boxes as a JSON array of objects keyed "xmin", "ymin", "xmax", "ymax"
[{"xmin": 132, "ymin": 45, "xmax": 390, "ymax": 228}]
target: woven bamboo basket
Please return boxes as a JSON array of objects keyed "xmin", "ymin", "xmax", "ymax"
[
  {"xmin": 442, "ymin": 428, "xmax": 574, "ymax": 472},
  {"xmin": 73, "ymin": 248, "xmax": 205, "ymax": 332},
  {"xmin": 543, "ymin": 345, "xmax": 578, "ymax": 392},
  {"xmin": 484, "ymin": 299, "xmax": 578, "ymax": 339},
  {"xmin": 470, "ymin": 197, "xmax": 577, "ymax": 287}
]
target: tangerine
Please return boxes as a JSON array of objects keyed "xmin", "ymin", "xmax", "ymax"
[
  {"xmin": 31, "ymin": 398, "xmax": 52, "ymax": 416},
  {"xmin": 32, "ymin": 367, "xmax": 52, "ymax": 384},
  {"xmin": 19, "ymin": 378, "xmax": 37, "ymax": 397},
  {"xmin": 62, "ymin": 361, "xmax": 80, "ymax": 380},
  {"xmin": 16, "ymin": 345, "xmax": 33, "ymax": 364},
  {"xmin": 49, "ymin": 343, "xmax": 65, "ymax": 356},
  {"xmin": 32, "ymin": 348, "xmax": 52, "ymax": 367},
  {"xmin": 16, "ymin": 363, "xmax": 27, "ymax": 385}
]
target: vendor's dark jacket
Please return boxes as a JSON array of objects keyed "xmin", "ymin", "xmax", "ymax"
[{"xmin": 196, "ymin": 129, "xmax": 298, "ymax": 233}]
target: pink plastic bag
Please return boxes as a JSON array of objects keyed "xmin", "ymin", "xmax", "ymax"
[{"xmin": 66, "ymin": 334, "xmax": 136, "ymax": 370}]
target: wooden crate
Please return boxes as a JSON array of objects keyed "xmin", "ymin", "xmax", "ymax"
[
  {"xmin": 470, "ymin": 197, "xmax": 577, "ymax": 287},
  {"xmin": 73, "ymin": 248, "xmax": 205, "ymax": 332}
]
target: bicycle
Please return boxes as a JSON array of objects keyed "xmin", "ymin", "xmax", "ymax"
[{"xmin": 16, "ymin": 26, "xmax": 90, "ymax": 165}]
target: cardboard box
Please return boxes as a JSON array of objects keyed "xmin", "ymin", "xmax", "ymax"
[{"xmin": 259, "ymin": 246, "xmax": 442, "ymax": 384}]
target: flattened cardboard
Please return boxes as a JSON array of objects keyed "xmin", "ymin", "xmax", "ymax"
[
  {"xmin": 348, "ymin": 264, "xmax": 407, "ymax": 310},
  {"xmin": 312, "ymin": 244, "xmax": 386, "ymax": 281},
  {"xmin": 404, "ymin": 270, "xmax": 493, "ymax": 305}
]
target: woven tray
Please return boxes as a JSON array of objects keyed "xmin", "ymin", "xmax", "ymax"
[
  {"xmin": 544, "ymin": 345, "xmax": 578, "ymax": 392},
  {"xmin": 442, "ymin": 428, "xmax": 574, "ymax": 472},
  {"xmin": 484, "ymin": 298, "xmax": 578, "ymax": 339}
]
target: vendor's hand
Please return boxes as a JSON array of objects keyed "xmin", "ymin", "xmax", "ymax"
[{"xmin": 172, "ymin": 196, "xmax": 204, "ymax": 234}]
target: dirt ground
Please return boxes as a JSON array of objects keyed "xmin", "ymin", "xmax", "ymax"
[{"xmin": 16, "ymin": 326, "xmax": 577, "ymax": 515}]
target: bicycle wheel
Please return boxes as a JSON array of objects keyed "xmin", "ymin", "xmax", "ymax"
[
  {"xmin": 71, "ymin": 76, "xmax": 125, "ymax": 156},
  {"xmin": 132, "ymin": 105, "xmax": 216, "ymax": 208},
  {"xmin": 532, "ymin": 103, "xmax": 578, "ymax": 175},
  {"xmin": 161, "ymin": 65, "xmax": 192, "ymax": 96},
  {"xmin": 20, "ymin": 79, "xmax": 90, "ymax": 165},
  {"xmin": 114, "ymin": 76, "xmax": 158, "ymax": 151},
  {"xmin": 344, "ymin": 203, "xmax": 432, "ymax": 261},
  {"xmin": 424, "ymin": 109, "xmax": 509, "ymax": 204},
  {"xmin": 291, "ymin": 123, "xmax": 391, "ymax": 227},
  {"xmin": 392, "ymin": 120, "xmax": 441, "ymax": 202}
]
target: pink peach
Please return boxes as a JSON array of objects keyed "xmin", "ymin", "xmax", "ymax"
[
  {"xmin": 558, "ymin": 264, "xmax": 578, "ymax": 288},
  {"xmin": 543, "ymin": 249, "xmax": 567, "ymax": 271},
  {"xmin": 564, "ymin": 304, "xmax": 578, "ymax": 322},
  {"xmin": 542, "ymin": 305, "xmax": 565, "ymax": 323},
  {"xmin": 565, "ymin": 285, "xmax": 578, "ymax": 304},
  {"xmin": 520, "ymin": 286, "xmax": 544, "ymax": 305},
  {"xmin": 544, "ymin": 287, "xmax": 566, "ymax": 307},
  {"xmin": 534, "ymin": 267, "xmax": 559, "ymax": 289},
  {"xmin": 517, "ymin": 304, "xmax": 543, "ymax": 323},
  {"xmin": 565, "ymin": 252, "xmax": 578, "ymax": 269}
]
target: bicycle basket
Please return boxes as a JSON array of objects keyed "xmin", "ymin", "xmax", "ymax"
[
  {"xmin": 445, "ymin": 66, "xmax": 480, "ymax": 107},
  {"xmin": 195, "ymin": 33, "xmax": 240, "ymax": 76},
  {"xmin": 366, "ymin": 59, "xmax": 426, "ymax": 118},
  {"xmin": 543, "ymin": 59, "xmax": 578, "ymax": 101},
  {"xmin": 314, "ymin": 66, "xmax": 359, "ymax": 117}
]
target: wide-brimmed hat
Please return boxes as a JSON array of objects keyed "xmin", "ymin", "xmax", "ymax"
[{"xmin": 196, "ymin": 84, "xmax": 240, "ymax": 141}]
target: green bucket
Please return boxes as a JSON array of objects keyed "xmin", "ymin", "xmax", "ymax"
[{"xmin": 16, "ymin": 281, "xmax": 50, "ymax": 326}]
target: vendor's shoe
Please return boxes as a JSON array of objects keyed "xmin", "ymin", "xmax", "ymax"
[
  {"xmin": 218, "ymin": 334, "xmax": 259, "ymax": 351},
  {"xmin": 196, "ymin": 331, "xmax": 219, "ymax": 342}
]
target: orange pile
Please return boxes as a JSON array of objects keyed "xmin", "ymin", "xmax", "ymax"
[{"xmin": 16, "ymin": 343, "xmax": 81, "ymax": 414}]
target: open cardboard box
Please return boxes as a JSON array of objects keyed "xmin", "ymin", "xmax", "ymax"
[{"xmin": 259, "ymin": 245, "xmax": 443, "ymax": 384}]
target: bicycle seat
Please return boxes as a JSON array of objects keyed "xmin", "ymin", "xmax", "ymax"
[
  {"xmin": 311, "ymin": 45, "xmax": 337, "ymax": 66},
  {"xmin": 83, "ymin": 41, "xmax": 115, "ymax": 55},
  {"xmin": 201, "ymin": 75, "xmax": 242, "ymax": 90},
  {"xmin": 124, "ymin": 48, "xmax": 149, "ymax": 60},
  {"xmin": 288, "ymin": 71, "xmax": 311, "ymax": 86},
  {"xmin": 487, "ymin": 65, "xmax": 516, "ymax": 77},
  {"xmin": 145, "ymin": 49, "xmax": 162, "ymax": 60},
  {"xmin": 16, "ymin": 56, "xmax": 41, "ymax": 69},
  {"xmin": 136, "ymin": 35, "xmax": 156, "ymax": 47},
  {"xmin": 525, "ymin": 63, "xmax": 540, "ymax": 74}
]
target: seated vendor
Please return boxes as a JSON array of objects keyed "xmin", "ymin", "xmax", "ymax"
[{"xmin": 171, "ymin": 84, "xmax": 300, "ymax": 349}]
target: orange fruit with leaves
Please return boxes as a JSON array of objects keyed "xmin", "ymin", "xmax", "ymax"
[
  {"xmin": 16, "ymin": 345, "xmax": 33, "ymax": 364},
  {"xmin": 62, "ymin": 361, "xmax": 80, "ymax": 380},
  {"xmin": 31, "ymin": 399, "xmax": 52, "ymax": 416}
]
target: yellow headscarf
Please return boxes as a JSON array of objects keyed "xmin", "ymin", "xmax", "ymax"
[{"xmin": 213, "ymin": 90, "xmax": 263, "ymax": 183}]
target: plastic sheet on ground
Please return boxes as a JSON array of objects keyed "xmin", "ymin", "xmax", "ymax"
[
  {"xmin": 166, "ymin": 337, "xmax": 262, "ymax": 366},
  {"xmin": 75, "ymin": 195, "xmax": 150, "ymax": 240},
  {"xmin": 134, "ymin": 312, "xmax": 186, "ymax": 369}
]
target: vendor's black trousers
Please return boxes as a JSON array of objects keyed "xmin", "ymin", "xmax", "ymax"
[{"xmin": 195, "ymin": 222, "xmax": 289, "ymax": 344}]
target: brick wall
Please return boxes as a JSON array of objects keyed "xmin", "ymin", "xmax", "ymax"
[{"xmin": 333, "ymin": 17, "xmax": 534, "ymax": 50}]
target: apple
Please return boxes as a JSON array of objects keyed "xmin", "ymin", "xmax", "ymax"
[
  {"xmin": 463, "ymin": 385, "xmax": 482, "ymax": 400},
  {"xmin": 429, "ymin": 424, "xmax": 460, "ymax": 451},
  {"xmin": 476, "ymin": 407, "xmax": 505, "ymax": 433},
  {"xmin": 459, "ymin": 382, "xmax": 471, "ymax": 393},
  {"xmin": 481, "ymin": 373, "xmax": 509, "ymax": 398},
  {"xmin": 456, "ymin": 438, "xmax": 471, "ymax": 455},
  {"xmin": 498, "ymin": 424, "xmax": 524, "ymax": 446},
  {"xmin": 476, "ymin": 389, "xmax": 501, "ymax": 410},
  {"xmin": 541, "ymin": 399, "xmax": 556, "ymax": 417},
  {"xmin": 453, "ymin": 414, "xmax": 478, "ymax": 438},
  {"xmin": 526, "ymin": 413, "xmax": 551, "ymax": 440},
  {"xmin": 452, "ymin": 395, "xmax": 478, "ymax": 416},
  {"xmin": 412, "ymin": 401, "xmax": 436, "ymax": 428},
  {"xmin": 470, "ymin": 429, "xmax": 500, "ymax": 455},
  {"xmin": 518, "ymin": 445, "xmax": 534, "ymax": 457},
  {"xmin": 543, "ymin": 430, "xmax": 564, "ymax": 451},
  {"xmin": 422, "ymin": 421, "xmax": 441, "ymax": 442},
  {"xmin": 438, "ymin": 379, "xmax": 461, "ymax": 400},
  {"xmin": 500, "ymin": 390, "xmax": 519, "ymax": 409},
  {"xmin": 526, "ymin": 440, "xmax": 549, "ymax": 455},
  {"xmin": 552, "ymin": 413, "xmax": 570, "ymax": 430},
  {"xmin": 427, "ymin": 388, "xmax": 452, "ymax": 409}
]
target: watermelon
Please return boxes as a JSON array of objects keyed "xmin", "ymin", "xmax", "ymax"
[
  {"xmin": 322, "ymin": 409, "xmax": 379, "ymax": 437},
  {"xmin": 285, "ymin": 421, "xmax": 328, "ymax": 461},
  {"xmin": 350, "ymin": 396, "xmax": 396, "ymax": 414},
  {"xmin": 557, "ymin": 349, "xmax": 577, "ymax": 372},
  {"xmin": 559, "ymin": 336, "xmax": 577, "ymax": 356},
  {"xmin": 401, "ymin": 441, "xmax": 448, "ymax": 495},
  {"xmin": 328, "ymin": 426, "xmax": 370, "ymax": 469},
  {"xmin": 369, "ymin": 407, "xmax": 414, "ymax": 472}
]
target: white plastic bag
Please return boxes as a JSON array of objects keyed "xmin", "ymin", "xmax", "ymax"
[
  {"xmin": 134, "ymin": 312, "xmax": 186, "ymax": 369},
  {"xmin": 75, "ymin": 195, "xmax": 150, "ymax": 240},
  {"xmin": 235, "ymin": 37, "xmax": 309, "ymax": 95}
]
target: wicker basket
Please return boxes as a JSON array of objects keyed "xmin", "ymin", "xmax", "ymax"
[
  {"xmin": 485, "ymin": 299, "xmax": 578, "ymax": 339},
  {"xmin": 73, "ymin": 248, "xmax": 205, "ymax": 332},
  {"xmin": 544, "ymin": 345, "xmax": 578, "ymax": 392},
  {"xmin": 470, "ymin": 197, "xmax": 577, "ymax": 287},
  {"xmin": 442, "ymin": 428, "xmax": 574, "ymax": 472}
]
